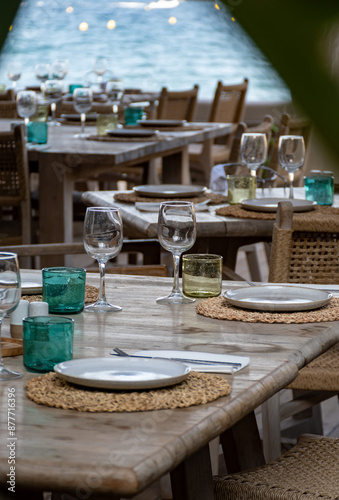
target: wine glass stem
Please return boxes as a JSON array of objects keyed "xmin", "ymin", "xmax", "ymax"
[
  {"xmin": 98, "ymin": 260, "xmax": 107, "ymax": 302},
  {"xmin": 51, "ymin": 102, "xmax": 56, "ymax": 121},
  {"xmin": 24, "ymin": 117, "xmax": 29, "ymax": 141},
  {"xmin": 288, "ymin": 172, "xmax": 294, "ymax": 199},
  {"xmin": 81, "ymin": 113, "xmax": 86, "ymax": 134},
  {"xmin": 0, "ymin": 320, "xmax": 4, "ymax": 368},
  {"xmin": 172, "ymin": 253, "xmax": 181, "ymax": 294}
]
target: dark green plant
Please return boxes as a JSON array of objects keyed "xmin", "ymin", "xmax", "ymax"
[{"xmin": 0, "ymin": 0, "xmax": 21, "ymax": 58}]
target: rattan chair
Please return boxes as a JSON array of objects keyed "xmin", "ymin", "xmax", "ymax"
[
  {"xmin": 0, "ymin": 101, "xmax": 17, "ymax": 118},
  {"xmin": 0, "ymin": 125, "xmax": 31, "ymax": 245},
  {"xmin": 156, "ymin": 84, "xmax": 199, "ymax": 121},
  {"xmin": 214, "ymin": 434, "xmax": 339, "ymax": 499},
  {"xmin": 260, "ymin": 200, "xmax": 339, "ymax": 460},
  {"xmin": 0, "ymin": 89, "xmax": 15, "ymax": 101}
]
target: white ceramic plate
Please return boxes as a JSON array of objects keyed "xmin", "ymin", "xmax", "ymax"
[
  {"xmin": 106, "ymin": 129, "xmax": 158, "ymax": 138},
  {"xmin": 133, "ymin": 184, "xmax": 207, "ymax": 198},
  {"xmin": 20, "ymin": 271, "xmax": 42, "ymax": 294},
  {"xmin": 241, "ymin": 198, "xmax": 317, "ymax": 213},
  {"xmin": 54, "ymin": 356, "xmax": 191, "ymax": 389},
  {"xmin": 224, "ymin": 285, "xmax": 332, "ymax": 312},
  {"xmin": 138, "ymin": 119, "xmax": 187, "ymax": 127},
  {"xmin": 132, "ymin": 350, "xmax": 249, "ymax": 373}
]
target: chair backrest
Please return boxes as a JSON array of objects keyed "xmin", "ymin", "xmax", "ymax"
[
  {"xmin": 268, "ymin": 201, "xmax": 339, "ymax": 284},
  {"xmin": 209, "ymin": 79, "xmax": 248, "ymax": 124},
  {"xmin": 0, "ymin": 125, "xmax": 31, "ymax": 245},
  {"xmin": 157, "ymin": 85, "xmax": 199, "ymax": 121},
  {"xmin": 0, "ymin": 101, "xmax": 17, "ymax": 118},
  {"xmin": 0, "ymin": 89, "xmax": 15, "ymax": 101}
]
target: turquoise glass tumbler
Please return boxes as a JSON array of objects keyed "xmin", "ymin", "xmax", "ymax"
[
  {"xmin": 42, "ymin": 267, "xmax": 86, "ymax": 314},
  {"xmin": 23, "ymin": 316, "xmax": 74, "ymax": 372},
  {"xmin": 304, "ymin": 171, "xmax": 334, "ymax": 206},
  {"xmin": 27, "ymin": 121, "xmax": 48, "ymax": 144},
  {"xmin": 124, "ymin": 106, "xmax": 145, "ymax": 125}
]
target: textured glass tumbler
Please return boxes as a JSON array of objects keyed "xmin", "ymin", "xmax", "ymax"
[
  {"xmin": 27, "ymin": 121, "xmax": 48, "ymax": 144},
  {"xmin": 96, "ymin": 113, "xmax": 117, "ymax": 135},
  {"xmin": 304, "ymin": 171, "xmax": 334, "ymax": 206},
  {"xmin": 42, "ymin": 267, "xmax": 86, "ymax": 314},
  {"xmin": 23, "ymin": 316, "xmax": 74, "ymax": 372},
  {"xmin": 182, "ymin": 254, "xmax": 223, "ymax": 298},
  {"xmin": 124, "ymin": 107, "xmax": 145, "ymax": 125},
  {"xmin": 227, "ymin": 175, "xmax": 256, "ymax": 204}
]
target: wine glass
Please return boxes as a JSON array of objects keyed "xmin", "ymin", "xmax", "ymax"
[
  {"xmin": 279, "ymin": 135, "xmax": 305, "ymax": 199},
  {"xmin": 106, "ymin": 80, "xmax": 124, "ymax": 114},
  {"xmin": 93, "ymin": 56, "xmax": 107, "ymax": 85},
  {"xmin": 43, "ymin": 79, "xmax": 62, "ymax": 126},
  {"xmin": 156, "ymin": 201, "xmax": 196, "ymax": 304},
  {"xmin": 73, "ymin": 87, "xmax": 93, "ymax": 139},
  {"xmin": 240, "ymin": 132, "xmax": 268, "ymax": 177},
  {"xmin": 16, "ymin": 90, "xmax": 37, "ymax": 140},
  {"xmin": 0, "ymin": 252, "xmax": 22, "ymax": 381},
  {"xmin": 83, "ymin": 207, "xmax": 123, "ymax": 312},
  {"xmin": 35, "ymin": 63, "xmax": 50, "ymax": 89},
  {"xmin": 7, "ymin": 62, "xmax": 22, "ymax": 88},
  {"xmin": 51, "ymin": 59, "xmax": 69, "ymax": 81}
]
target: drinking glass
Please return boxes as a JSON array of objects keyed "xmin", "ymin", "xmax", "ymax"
[
  {"xmin": 35, "ymin": 63, "xmax": 50, "ymax": 89},
  {"xmin": 106, "ymin": 80, "xmax": 124, "ymax": 114},
  {"xmin": 156, "ymin": 201, "xmax": 196, "ymax": 304},
  {"xmin": 16, "ymin": 90, "xmax": 37, "ymax": 140},
  {"xmin": 43, "ymin": 79, "xmax": 62, "ymax": 126},
  {"xmin": 73, "ymin": 87, "xmax": 93, "ymax": 138},
  {"xmin": 7, "ymin": 62, "xmax": 22, "ymax": 88},
  {"xmin": 83, "ymin": 207, "xmax": 123, "ymax": 312},
  {"xmin": 240, "ymin": 132, "xmax": 268, "ymax": 177},
  {"xmin": 278, "ymin": 135, "xmax": 305, "ymax": 199},
  {"xmin": 51, "ymin": 59, "xmax": 69, "ymax": 81},
  {"xmin": 0, "ymin": 252, "xmax": 22, "ymax": 381},
  {"xmin": 93, "ymin": 56, "xmax": 107, "ymax": 84}
]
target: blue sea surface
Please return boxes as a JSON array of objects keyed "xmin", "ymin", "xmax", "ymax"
[{"xmin": 0, "ymin": 0, "xmax": 291, "ymax": 102}]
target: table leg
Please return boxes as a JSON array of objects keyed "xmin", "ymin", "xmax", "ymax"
[
  {"xmin": 170, "ymin": 444, "xmax": 214, "ymax": 500},
  {"xmin": 220, "ymin": 411, "xmax": 265, "ymax": 474},
  {"xmin": 162, "ymin": 147, "xmax": 190, "ymax": 185}
]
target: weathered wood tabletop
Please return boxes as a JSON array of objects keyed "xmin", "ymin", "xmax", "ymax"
[{"xmin": 1, "ymin": 274, "xmax": 338, "ymax": 499}]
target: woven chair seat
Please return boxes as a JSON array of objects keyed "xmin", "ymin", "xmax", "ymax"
[{"xmin": 214, "ymin": 435, "xmax": 339, "ymax": 499}]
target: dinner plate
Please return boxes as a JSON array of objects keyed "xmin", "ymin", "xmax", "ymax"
[
  {"xmin": 20, "ymin": 270, "xmax": 42, "ymax": 294},
  {"xmin": 224, "ymin": 285, "xmax": 332, "ymax": 312},
  {"xmin": 106, "ymin": 129, "xmax": 158, "ymax": 138},
  {"xmin": 60, "ymin": 114, "xmax": 97, "ymax": 122},
  {"xmin": 133, "ymin": 184, "xmax": 207, "ymax": 198},
  {"xmin": 138, "ymin": 119, "xmax": 187, "ymax": 127},
  {"xmin": 241, "ymin": 198, "xmax": 317, "ymax": 213},
  {"xmin": 54, "ymin": 356, "xmax": 191, "ymax": 389}
]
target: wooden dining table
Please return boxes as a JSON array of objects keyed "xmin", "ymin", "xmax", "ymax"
[{"xmin": 1, "ymin": 273, "xmax": 338, "ymax": 499}]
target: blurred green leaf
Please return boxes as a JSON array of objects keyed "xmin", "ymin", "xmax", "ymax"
[
  {"xmin": 224, "ymin": 0, "xmax": 339, "ymax": 161},
  {"xmin": 0, "ymin": 0, "xmax": 21, "ymax": 55}
]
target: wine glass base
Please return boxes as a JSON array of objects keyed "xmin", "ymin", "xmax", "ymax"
[
  {"xmin": 84, "ymin": 301, "xmax": 122, "ymax": 313},
  {"xmin": 0, "ymin": 365, "xmax": 22, "ymax": 381},
  {"xmin": 74, "ymin": 132, "xmax": 90, "ymax": 139},
  {"xmin": 48, "ymin": 120, "xmax": 61, "ymax": 127},
  {"xmin": 156, "ymin": 291, "xmax": 195, "ymax": 304}
]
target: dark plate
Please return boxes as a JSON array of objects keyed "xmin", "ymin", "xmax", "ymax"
[
  {"xmin": 106, "ymin": 129, "xmax": 158, "ymax": 138},
  {"xmin": 138, "ymin": 119, "xmax": 187, "ymax": 127}
]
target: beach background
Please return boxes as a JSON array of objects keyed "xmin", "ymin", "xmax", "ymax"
[{"xmin": 0, "ymin": 0, "xmax": 290, "ymax": 103}]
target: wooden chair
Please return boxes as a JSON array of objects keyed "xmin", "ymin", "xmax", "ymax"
[
  {"xmin": 156, "ymin": 85, "xmax": 199, "ymax": 121},
  {"xmin": 0, "ymin": 89, "xmax": 15, "ymax": 100},
  {"xmin": 0, "ymin": 101, "xmax": 17, "ymax": 118},
  {"xmin": 0, "ymin": 125, "xmax": 31, "ymax": 246},
  {"xmin": 214, "ymin": 434, "xmax": 339, "ymax": 499},
  {"xmin": 0, "ymin": 240, "xmax": 168, "ymax": 276},
  {"xmin": 260, "ymin": 200, "xmax": 339, "ymax": 461},
  {"xmin": 189, "ymin": 79, "xmax": 249, "ymax": 183}
]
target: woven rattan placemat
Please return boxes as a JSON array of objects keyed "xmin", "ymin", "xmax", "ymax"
[
  {"xmin": 22, "ymin": 285, "xmax": 99, "ymax": 304},
  {"xmin": 215, "ymin": 204, "xmax": 339, "ymax": 220},
  {"xmin": 197, "ymin": 296, "xmax": 339, "ymax": 324},
  {"xmin": 25, "ymin": 371, "xmax": 232, "ymax": 412},
  {"xmin": 113, "ymin": 192, "xmax": 228, "ymax": 205}
]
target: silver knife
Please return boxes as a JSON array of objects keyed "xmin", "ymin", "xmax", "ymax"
[{"xmin": 110, "ymin": 352, "xmax": 242, "ymax": 367}]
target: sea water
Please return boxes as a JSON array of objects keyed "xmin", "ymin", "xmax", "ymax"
[{"xmin": 0, "ymin": 0, "xmax": 291, "ymax": 102}]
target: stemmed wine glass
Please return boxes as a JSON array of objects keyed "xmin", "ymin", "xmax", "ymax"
[
  {"xmin": 0, "ymin": 252, "xmax": 22, "ymax": 381},
  {"xmin": 35, "ymin": 63, "xmax": 50, "ymax": 89},
  {"xmin": 83, "ymin": 207, "xmax": 123, "ymax": 312},
  {"xmin": 106, "ymin": 80, "xmax": 124, "ymax": 114},
  {"xmin": 93, "ymin": 56, "xmax": 107, "ymax": 85},
  {"xmin": 7, "ymin": 62, "xmax": 22, "ymax": 88},
  {"xmin": 240, "ymin": 132, "xmax": 268, "ymax": 177},
  {"xmin": 51, "ymin": 59, "xmax": 69, "ymax": 81},
  {"xmin": 157, "ymin": 201, "xmax": 196, "ymax": 304},
  {"xmin": 278, "ymin": 135, "xmax": 305, "ymax": 199},
  {"xmin": 16, "ymin": 90, "xmax": 37, "ymax": 141},
  {"xmin": 43, "ymin": 79, "xmax": 63, "ymax": 126},
  {"xmin": 73, "ymin": 87, "xmax": 93, "ymax": 138}
]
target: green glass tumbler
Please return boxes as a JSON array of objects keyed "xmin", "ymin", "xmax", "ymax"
[
  {"xmin": 182, "ymin": 254, "xmax": 223, "ymax": 298},
  {"xmin": 23, "ymin": 316, "xmax": 74, "ymax": 372},
  {"xmin": 42, "ymin": 267, "xmax": 86, "ymax": 314}
]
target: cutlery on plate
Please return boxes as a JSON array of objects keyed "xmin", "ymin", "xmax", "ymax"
[{"xmin": 111, "ymin": 348, "xmax": 242, "ymax": 367}]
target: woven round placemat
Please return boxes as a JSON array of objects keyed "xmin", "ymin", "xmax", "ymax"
[
  {"xmin": 196, "ymin": 295, "xmax": 339, "ymax": 324},
  {"xmin": 215, "ymin": 204, "xmax": 339, "ymax": 220},
  {"xmin": 113, "ymin": 191, "xmax": 227, "ymax": 205},
  {"xmin": 22, "ymin": 284, "xmax": 99, "ymax": 304},
  {"xmin": 25, "ymin": 371, "xmax": 231, "ymax": 412},
  {"xmin": 86, "ymin": 134, "xmax": 167, "ymax": 142}
]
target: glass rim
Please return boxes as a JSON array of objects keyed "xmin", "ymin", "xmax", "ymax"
[
  {"xmin": 42, "ymin": 266, "xmax": 86, "ymax": 273},
  {"xmin": 0, "ymin": 252, "xmax": 18, "ymax": 259},
  {"xmin": 23, "ymin": 316, "xmax": 74, "ymax": 325},
  {"xmin": 86, "ymin": 206, "xmax": 120, "ymax": 212},
  {"xmin": 183, "ymin": 254, "xmax": 222, "ymax": 260},
  {"xmin": 159, "ymin": 201, "xmax": 194, "ymax": 206}
]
